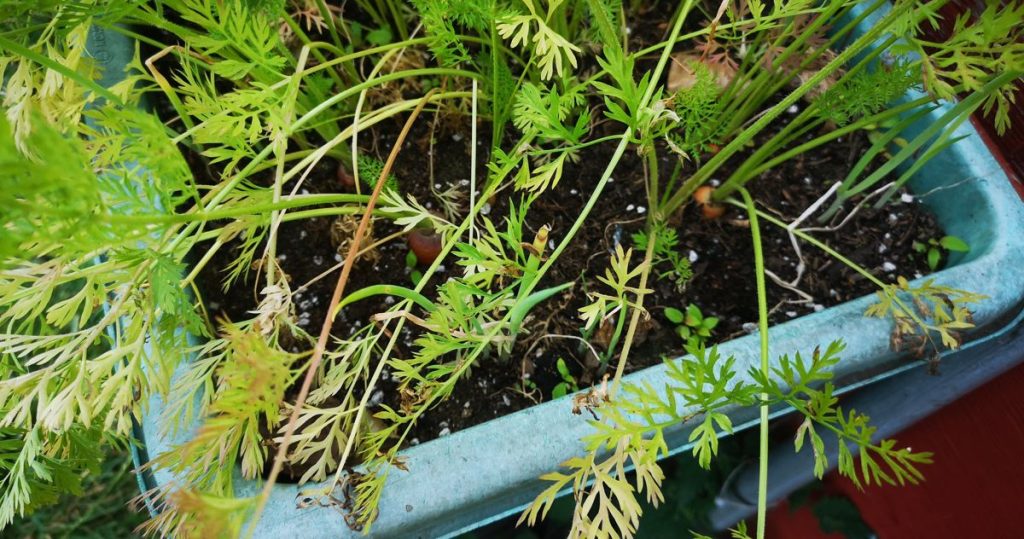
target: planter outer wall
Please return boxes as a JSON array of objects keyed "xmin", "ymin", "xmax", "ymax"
[{"xmin": 87, "ymin": 7, "xmax": 1024, "ymax": 538}]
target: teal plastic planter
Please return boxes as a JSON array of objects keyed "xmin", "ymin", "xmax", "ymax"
[{"xmin": 93, "ymin": 8, "xmax": 1024, "ymax": 539}]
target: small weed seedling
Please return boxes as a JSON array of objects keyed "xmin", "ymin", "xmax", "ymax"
[
  {"xmin": 405, "ymin": 250, "xmax": 423, "ymax": 285},
  {"xmin": 551, "ymin": 357, "xmax": 580, "ymax": 399},
  {"xmin": 913, "ymin": 235, "xmax": 969, "ymax": 270},
  {"xmin": 522, "ymin": 376, "xmax": 540, "ymax": 395},
  {"xmin": 665, "ymin": 304, "xmax": 719, "ymax": 348},
  {"xmin": 632, "ymin": 223, "xmax": 693, "ymax": 292}
]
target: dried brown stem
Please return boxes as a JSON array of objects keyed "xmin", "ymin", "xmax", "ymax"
[{"xmin": 248, "ymin": 89, "xmax": 438, "ymax": 534}]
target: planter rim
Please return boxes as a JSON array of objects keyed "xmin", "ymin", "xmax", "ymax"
[{"xmin": 84, "ymin": 9, "xmax": 1024, "ymax": 539}]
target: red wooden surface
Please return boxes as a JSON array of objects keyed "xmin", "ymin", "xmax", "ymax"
[
  {"xmin": 764, "ymin": 498, "xmax": 846, "ymax": 539},
  {"xmin": 766, "ymin": 361, "xmax": 1024, "ymax": 538}
]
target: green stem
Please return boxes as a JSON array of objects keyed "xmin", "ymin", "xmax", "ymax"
[
  {"xmin": 647, "ymin": 143, "xmax": 660, "ymax": 215},
  {"xmin": 278, "ymin": 207, "xmax": 373, "ymax": 222},
  {"xmin": 334, "ymin": 284, "xmax": 435, "ymax": 314},
  {"xmin": 290, "ymin": 68, "xmax": 482, "ymax": 135},
  {"xmin": 738, "ymin": 187, "xmax": 770, "ymax": 539},
  {"xmin": 103, "ymin": 25, "xmax": 167, "ymax": 50},
  {"xmin": 107, "ymin": 194, "xmax": 369, "ymax": 225},
  {"xmin": 314, "ymin": 0, "xmax": 345, "ymax": 49},
  {"xmin": 509, "ymin": 282, "xmax": 575, "ymax": 338},
  {"xmin": 352, "ymin": 0, "xmax": 386, "ymax": 28},
  {"xmin": 490, "ymin": 20, "xmax": 506, "ymax": 149},
  {"xmin": 599, "ymin": 304, "xmax": 629, "ymax": 374},
  {"xmin": 528, "ymin": 135, "xmax": 622, "ymax": 155},
  {"xmin": 278, "ymin": 16, "xmax": 347, "ymax": 100},
  {"xmin": 609, "ymin": 230, "xmax": 657, "ymax": 396},
  {"xmin": 736, "ymin": 96, "xmax": 936, "ymax": 190},
  {"xmin": 606, "ymin": 1, "xmax": 696, "ymax": 397},
  {"xmin": 381, "ymin": 0, "xmax": 409, "ymax": 41},
  {"xmin": 267, "ymin": 48, "xmax": 310, "ymax": 287},
  {"xmin": 182, "ymin": 236, "xmax": 225, "ymax": 288},
  {"xmin": 846, "ymin": 70, "xmax": 1020, "ymax": 201}
]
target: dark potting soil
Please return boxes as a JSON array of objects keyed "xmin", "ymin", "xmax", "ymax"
[{"xmin": 191, "ymin": 110, "xmax": 943, "ymax": 468}]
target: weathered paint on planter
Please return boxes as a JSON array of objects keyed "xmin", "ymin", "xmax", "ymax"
[{"xmin": 88, "ymin": 5, "xmax": 1024, "ymax": 538}]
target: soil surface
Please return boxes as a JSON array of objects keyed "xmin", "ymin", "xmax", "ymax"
[
  {"xmin": 151, "ymin": 1, "xmax": 946, "ymax": 481},
  {"xmin": 192, "ymin": 113, "xmax": 942, "ymax": 464}
]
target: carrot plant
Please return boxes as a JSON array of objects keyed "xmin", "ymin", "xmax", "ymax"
[{"xmin": 0, "ymin": 0, "xmax": 1018, "ymax": 538}]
